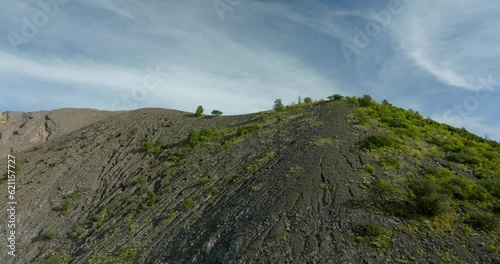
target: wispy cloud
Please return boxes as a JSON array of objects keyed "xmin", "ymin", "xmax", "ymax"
[
  {"xmin": 0, "ymin": 0, "xmax": 499, "ymax": 140},
  {"xmin": 390, "ymin": 0, "xmax": 500, "ymax": 91}
]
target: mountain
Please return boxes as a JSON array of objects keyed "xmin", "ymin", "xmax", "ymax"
[
  {"xmin": 1, "ymin": 97, "xmax": 499, "ymax": 263},
  {"xmin": 0, "ymin": 108, "xmax": 121, "ymax": 154}
]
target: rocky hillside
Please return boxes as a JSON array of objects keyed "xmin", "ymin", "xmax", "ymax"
[
  {"xmin": 1, "ymin": 97, "xmax": 499, "ymax": 263},
  {"xmin": 0, "ymin": 108, "xmax": 120, "ymax": 154}
]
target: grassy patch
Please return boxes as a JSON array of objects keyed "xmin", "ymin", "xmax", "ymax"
[{"xmin": 311, "ymin": 137, "xmax": 335, "ymax": 146}]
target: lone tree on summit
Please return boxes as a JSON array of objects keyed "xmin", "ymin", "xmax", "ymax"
[
  {"xmin": 195, "ymin": 105, "xmax": 204, "ymax": 117},
  {"xmin": 273, "ymin": 99, "xmax": 284, "ymax": 111},
  {"xmin": 211, "ymin": 110, "xmax": 223, "ymax": 116}
]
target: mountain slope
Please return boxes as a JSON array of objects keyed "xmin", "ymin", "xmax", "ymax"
[
  {"xmin": 1, "ymin": 100, "xmax": 499, "ymax": 263},
  {"xmin": 0, "ymin": 108, "xmax": 121, "ymax": 154}
]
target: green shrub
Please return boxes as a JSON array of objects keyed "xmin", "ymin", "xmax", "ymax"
[
  {"xmin": 237, "ymin": 124, "xmax": 261, "ymax": 136},
  {"xmin": 273, "ymin": 99, "xmax": 284, "ymax": 111},
  {"xmin": 446, "ymin": 152, "xmax": 481, "ymax": 166},
  {"xmin": 481, "ymin": 178, "xmax": 500, "ymax": 198},
  {"xmin": 144, "ymin": 140, "xmax": 153, "ymax": 153},
  {"xmin": 328, "ymin": 94, "xmax": 343, "ymax": 101},
  {"xmin": 165, "ymin": 209, "xmax": 177, "ymax": 220},
  {"xmin": 184, "ymin": 197, "xmax": 196, "ymax": 209},
  {"xmin": 195, "ymin": 105, "xmax": 204, "ymax": 117},
  {"xmin": 345, "ymin": 96, "xmax": 359, "ymax": 106},
  {"xmin": 188, "ymin": 129, "xmax": 200, "ymax": 147},
  {"xmin": 41, "ymin": 254, "xmax": 65, "ymax": 264},
  {"xmin": 358, "ymin": 94, "xmax": 373, "ymax": 107},
  {"xmin": 211, "ymin": 110, "xmax": 223, "ymax": 116},
  {"xmin": 311, "ymin": 137, "xmax": 335, "ymax": 146},
  {"xmin": 209, "ymin": 187, "xmax": 220, "ymax": 195},
  {"xmin": 443, "ymin": 176, "xmax": 489, "ymax": 201},
  {"xmin": 372, "ymin": 180, "xmax": 393, "ymax": 196},
  {"xmin": 379, "ymin": 156, "xmax": 401, "ymax": 168},
  {"xmin": 198, "ymin": 177, "xmax": 211, "ymax": 185},
  {"xmin": 303, "ymin": 97, "xmax": 313, "ymax": 104},
  {"xmin": 148, "ymin": 192, "xmax": 158, "ymax": 206},
  {"xmin": 358, "ymin": 224, "xmax": 385, "ymax": 237},
  {"xmin": 360, "ymin": 135, "xmax": 393, "ymax": 150},
  {"xmin": 364, "ymin": 164, "xmax": 375, "ymax": 173},
  {"xmin": 466, "ymin": 213, "xmax": 499, "ymax": 232},
  {"xmin": 42, "ymin": 230, "xmax": 57, "ymax": 240},
  {"xmin": 389, "ymin": 118, "xmax": 409, "ymax": 128},
  {"xmin": 408, "ymin": 178, "xmax": 451, "ymax": 217}
]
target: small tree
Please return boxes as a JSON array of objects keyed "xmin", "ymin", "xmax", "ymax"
[
  {"xmin": 195, "ymin": 105, "xmax": 204, "ymax": 117},
  {"xmin": 211, "ymin": 110, "xmax": 223, "ymax": 116},
  {"xmin": 273, "ymin": 99, "xmax": 284, "ymax": 111},
  {"xmin": 345, "ymin": 96, "xmax": 359, "ymax": 106},
  {"xmin": 297, "ymin": 96, "xmax": 303, "ymax": 104},
  {"xmin": 358, "ymin": 94, "xmax": 373, "ymax": 107},
  {"xmin": 303, "ymin": 97, "xmax": 313, "ymax": 104}
]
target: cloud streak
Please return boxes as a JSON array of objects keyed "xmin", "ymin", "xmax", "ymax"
[{"xmin": 0, "ymin": 0, "xmax": 499, "ymax": 140}]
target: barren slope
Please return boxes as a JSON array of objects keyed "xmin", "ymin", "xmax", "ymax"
[{"xmin": 0, "ymin": 108, "xmax": 120, "ymax": 154}]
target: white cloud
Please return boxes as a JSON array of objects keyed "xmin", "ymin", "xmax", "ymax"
[
  {"xmin": 391, "ymin": 0, "xmax": 500, "ymax": 91},
  {"xmin": 0, "ymin": 51, "xmax": 144, "ymax": 91}
]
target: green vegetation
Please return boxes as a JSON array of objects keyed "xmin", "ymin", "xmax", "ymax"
[
  {"xmin": 360, "ymin": 135, "xmax": 393, "ymax": 150},
  {"xmin": 408, "ymin": 178, "xmax": 451, "ymax": 217},
  {"xmin": 41, "ymin": 253, "xmax": 68, "ymax": 264},
  {"xmin": 379, "ymin": 156, "xmax": 400, "ymax": 168},
  {"xmin": 311, "ymin": 137, "xmax": 335, "ymax": 146},
  {"xmin": 328, "ymin": 94, "xmax": 344, "ymax": 101},
  {"xmin": 144, "ymin": 138, "xmax": 164, "ymax": 154},
  {"xmin": 148, "ymin": 192, "xmax": 158, "ymax": 206},
  {"xmin": 237, "ymin": 124, "xmax": 262, "ymax": 136},
  {"xmin": 303, "ymin": 97, "xmax": 313, "ymax": 104},
  {"xmin": 466, "ymin": 213, "xmax": 499, "ymax": 232},
  {"xmin": 372, "ymin": 180, "xmax": 393, "ymax": 196},
  {"xmin": 111, "ymin": 245, "xmax": 139, "ymax": 263},
  {"xmin": 358, "ymin": 94, "xmax": 373, "ymax": 107},
  {"xmin": 273, "ymin": 99, "xmax": 284, "ymax": 111},
  {"xmin": 364, "ymin": 164, "xmax": 375, "ymax": 173},
  {"xmin": 356, "ymin": 224, "xmax": 391, "ymax": 248},
  {"xmin": 358, "ymin": 223, "xmax": 385, "ymax": 237},
  {"xmin": 198, "ymin": 176, "xmax": 211, "ymax": 185},
  {"xmin": 165, "ymin": 209, "xmax": 177, "ymax": 220},
  {"xmin": 211, "ymin": 110, "xmax": 223, "ymax": 116},
  {"xmin": 70, "ymin": 224, "xmax": 85, "ymax": 238},
  {"xmin": 60, "ymin": 188, "xmax": 88, "ymax": 216},
  {"xmin": 346, "ymin": 95, "xmax": 499, "ymax": 229},
  {"xmin": 42, "ymin": 230, "xmax": 57, "ymax": 240},
  {"xmin": 184, "ymin": 196, "xmax": 196, "ymax": 209},
  {"xmin": 188, "ymin": 127, "xmax": 228, "ymax": 147},
  {"xmin": 195, "ymin": 105, "xmax": 204, "ymax": 117}
]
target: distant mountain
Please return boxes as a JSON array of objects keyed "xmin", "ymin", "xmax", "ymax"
[
  {"xmin": 1, "ymin": 97, "xmax": 499, "ymax": 263},
  {"xmin": 0, "ymin": 108, "xmax": 121, "ymax": 154}
]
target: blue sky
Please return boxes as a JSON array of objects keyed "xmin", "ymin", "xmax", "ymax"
[{"xmin": 0, "ymin": 0, "xmax": 499, "ymax": 140}]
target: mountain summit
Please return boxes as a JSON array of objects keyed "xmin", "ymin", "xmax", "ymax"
[{"xmin": 1, "ymin": 97, "xmax": 499, "ymax": 263}]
